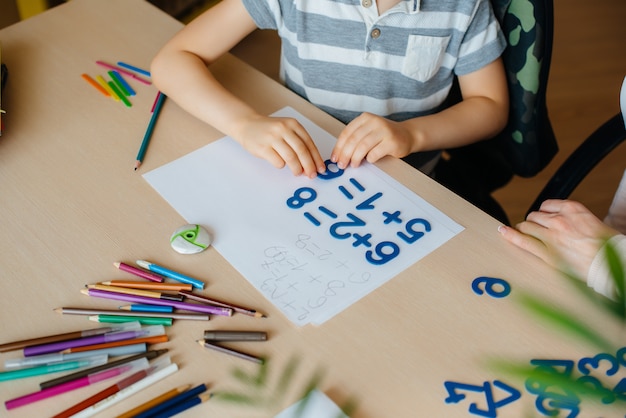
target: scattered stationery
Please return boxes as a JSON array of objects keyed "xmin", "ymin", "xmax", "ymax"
[
  {"xmin": 81, "ymin": 288, "xmax": 232, "ymax": 316},
  {"xmin": 143, "ymin": 106, "xmax": 464, "ymax": 326}
]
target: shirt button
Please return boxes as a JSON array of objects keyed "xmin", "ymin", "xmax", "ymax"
[
  {"xmin": 362, "ymin": 0, "xmax": 372, "ymax": 7},
  {"xmin": 371, "ymin": 28, "xmax": 381, "ymax": 39}
]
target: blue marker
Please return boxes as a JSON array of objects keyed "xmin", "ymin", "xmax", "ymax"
[
  {"xmin": 135, "ymin": 260, "xmax": 205, "ymax": 289},
  {"xmin": 116, "ymin": 61, "xmax": 151, "ymax": 77}
]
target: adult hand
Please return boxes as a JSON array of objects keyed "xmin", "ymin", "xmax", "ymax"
[{"xmin": 499, "ymin": 199, "xmax": 620, "ymax": 278}]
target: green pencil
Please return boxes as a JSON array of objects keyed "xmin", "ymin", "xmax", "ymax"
[{"xmin": 88, "ymin": 315, "xmax": 173, "ymax": 326}]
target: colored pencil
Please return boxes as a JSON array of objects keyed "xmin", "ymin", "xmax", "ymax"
[
  {"xmin": 203, "ymin": 330, "xmax": 268, "ymax": 342},
  {"xmin": 24, "ymin": 330, "xmax": 147, "ymax": 357},
  {"xmin": 179, "ymin": 290, "xmax": 266, "ymax": 318},
  {"xmin": 134, "ymin": 91, "xmax": 165, "ymax": 170},
  {"xmin": 116, "ymin": 61, "xmax": 151, "ymax": 77},
  {"xmin": 103, "ymin": 280, "xmax": 192, "ymax": 292},
  {"xmin": 89, "ymin": 315, "xmax": 173, "ymax": 326},
  {"xmin": 70, "ymin": 362, "xmax": 179, "ymax": 418},
  {"xmin": 151, "ymin": 393, "xmax": 212, "ymax": 418},
  {"xmin": 197, "ymin": 340, "xmax": 264, "ymax": 364},
  {"xmin": 86, "ymin": 284, "xmax": 184, "ymax": 302},
  {"xmin": 114, "ymin": 261, "xmax": 165, "ymax": 282},
  {"xmin": 136, "ymin": 260, "xmax": 205, "ymax": 289},
  {"xmin": 81, "ymin": 288, "xmax": 232, "ymax": 316},
  {"xmin": 52, "ymin": 368, "xmax": 149, "ymax": 418},
  {"xmin": 5, "ymin": 363, "xmax": 135, "ymax": 410},
  {"xmin": 39, "ymin": 349, "xmax": 166, "ymax": 390},
  {"xmin": 96, "ymin": 60, "xmax": 151, "ymax": 85},
  {"xmin": 0, "ymin": 326, "xmax": 114, "ymax": 353},
  {"xmin": 0, "ymin": 355, "xmax": 106, "ymax": 382},
  {"xmin": 133, "ymin": 383, "xmax": 207, "ymax": 418},
  {"xmin": 81, "ymin": 73, "xmax": 109, "ymax": 97},
  {"xmin": 116, "ymin": 384, "xmax": 191, "ymax": 418},
  {"xmin": 55, "ymin": 307, "xmax": 209, "ymax": 321},
  {"xmin": 120, "ymin": 304, "xmax": 174, "ymax": 313},
  {"xmin": 4, "ymin": 343, "xmax": 147, "ymax": 369},
  {"xmin": 61, "ymin": 335, "xmax": 168, "ymax": 354}
]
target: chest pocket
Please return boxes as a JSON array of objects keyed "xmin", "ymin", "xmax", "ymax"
[{"xmin": 401, "ymin": 35, "xmax": 451, "ymax": 82}]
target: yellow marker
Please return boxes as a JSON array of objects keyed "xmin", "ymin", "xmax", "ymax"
[{"xmin": 95, "ymin": 75, "xmax": 118, "ymax": 101}]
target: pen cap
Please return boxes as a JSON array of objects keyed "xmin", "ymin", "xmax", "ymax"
[
  {"xmin": 75, "ymin": 354, "xmax": 109, "ymax": 368},
  {"xmin": 138, "ymin": 325, "xmax": 166, "ymax": 337},
  {"xmin": 110, "ymin": 321, "xmax": 142, "ymax": 332}
]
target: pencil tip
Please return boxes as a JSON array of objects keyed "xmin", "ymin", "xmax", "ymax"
[{"xmin": 113, "ymin": 262, "xmax": 120, "ymax": 268}]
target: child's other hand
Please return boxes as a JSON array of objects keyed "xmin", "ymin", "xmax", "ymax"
[
  {"xmin": 331, "ymin": 112, "xmax": 415, "ymax": 169},
  {"xmin": 234, "ymin": 115, "xmax": 326, "ymax": 178}
]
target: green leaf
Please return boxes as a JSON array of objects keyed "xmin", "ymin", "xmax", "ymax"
[
  {"xmin": 212, "ymin": 391, "xmax": 265, "ymax": 406},
  {"xmin": 516, "ymin": 292, "xmax": 614, "ymax": 352},
  {"xmin": 561, "ymin": 269, "xmax": 625, "ymax": 319},
  {"xmin": 604, "ymin": 239, "xmax": 626, "ymax": 315}
]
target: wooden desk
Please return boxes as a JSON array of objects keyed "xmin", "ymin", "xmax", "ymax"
[{"xmin": 0, "ymin": 1, "xmax": 623, "ymax": 416}]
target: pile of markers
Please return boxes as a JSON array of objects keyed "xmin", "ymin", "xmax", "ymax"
[
  {"xmin": 0, "ymin": 321, "xmax": 179, "ymax": 416},
  {"xmin": 81, "ymin": 60, "xmax": 151, "ymax": 108},
  {"xmin": 0, "ymin": 259, "xmax": 269, "ymax": 416}
]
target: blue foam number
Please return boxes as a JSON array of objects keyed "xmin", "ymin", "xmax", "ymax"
[
  {"xmin": 444, "ymin": 380, "xmax": 521, "ymax": 417},
  {"xmin": 471, "ymin": 276, "xmax": 511, "ymax": 298}
]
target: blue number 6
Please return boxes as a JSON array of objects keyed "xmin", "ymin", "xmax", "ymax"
[{"xmin": 471, "ymin": 276, "xmax": 511, "ymax": 298}]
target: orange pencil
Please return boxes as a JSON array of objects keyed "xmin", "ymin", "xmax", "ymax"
[
  {"xmin": 116, "ymin": 384, "xmax": 192, "ymax": 418},
  {"xmin": 100, "ymin": 280, "xmax": 192, "ymax": 292},
  {"xmin": 81, "ymin": 73, "xmax": 109, "ymax": 97},
  {"xmin": 60, "ymin": 335, "xmax": 168, "ymax": 353}
]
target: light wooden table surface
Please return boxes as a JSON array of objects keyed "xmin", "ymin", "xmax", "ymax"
[{"xmin": 0, "ymin": 1, "xmax": 623, "ymax": 417}]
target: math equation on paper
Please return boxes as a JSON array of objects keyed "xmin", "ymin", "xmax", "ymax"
[{"xmin": 143, "ymin": 107, "xmax": 463, "ymax": 326}]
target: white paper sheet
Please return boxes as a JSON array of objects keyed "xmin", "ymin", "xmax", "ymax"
[
  {"xmin": 143, "ymin": 107, "xmax": 463, "ymax": 326},
  {"xmin": 274, "ymin": 389, "xmax": 348, "ymax": 418}
]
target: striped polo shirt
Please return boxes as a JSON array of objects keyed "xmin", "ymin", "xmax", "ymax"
[{"xmin": 241, "ymin": 0, "xmax": 505, "ymax": 168}]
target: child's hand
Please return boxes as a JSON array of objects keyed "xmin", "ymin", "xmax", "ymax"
[
  {"xmin": 331, "ymin": 112, "xmax": 415, "ymax": 169},
  {"xmin": 234, "ymin": 115, "xmax": 326, "ymax": 178}
]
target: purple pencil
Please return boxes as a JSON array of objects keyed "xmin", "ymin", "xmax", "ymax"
[
  {"xmin": 24, "ymin": 330, "xmax": 146, "ymax": 357},
  {"xmin": 81, "ymin": 288, "xmax": 233, "ymax": 317}
]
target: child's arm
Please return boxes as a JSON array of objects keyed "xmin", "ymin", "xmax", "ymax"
[
  {"xmin": 330, "ymin": 57, "xmax": 509, "ymax": 169},
  {"xmin": 150, "ymin": 0, "xmax": 325, "ymax": 178}
]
